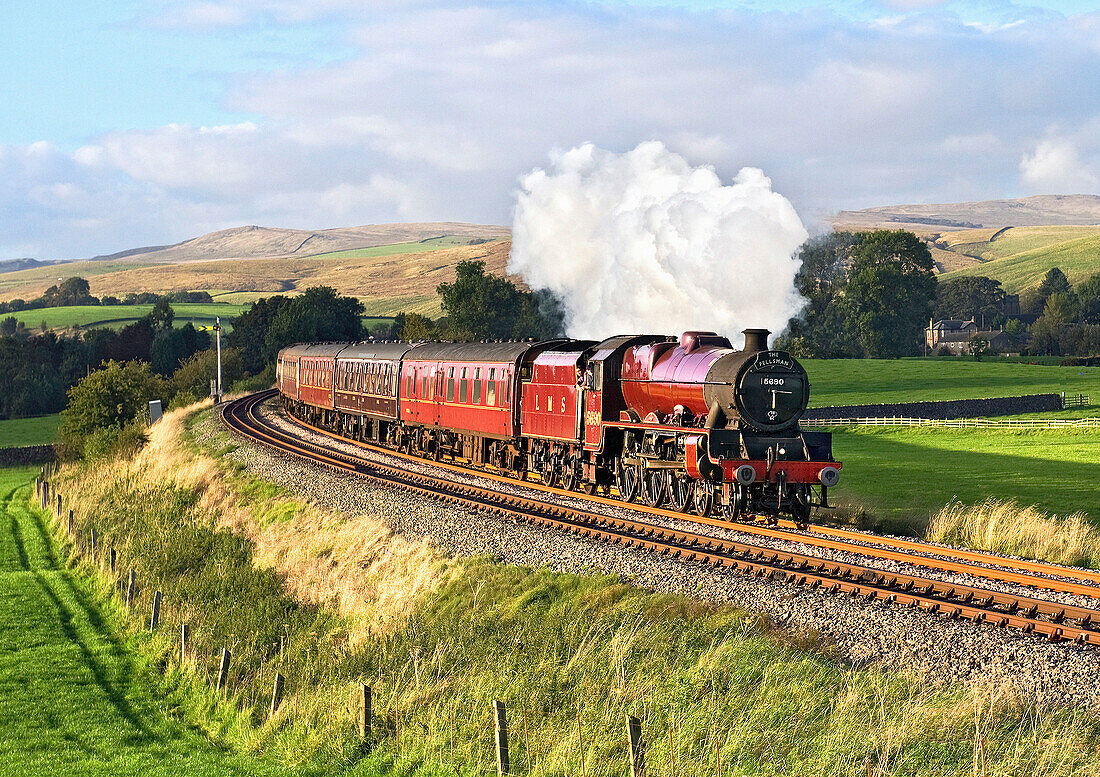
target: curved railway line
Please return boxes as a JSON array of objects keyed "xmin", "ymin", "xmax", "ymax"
[{"xmin": 224, "ymin": 390, "xmax": 1100, "ymax": 645}]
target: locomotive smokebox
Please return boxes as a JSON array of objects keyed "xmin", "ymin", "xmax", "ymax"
[{"xmin": 741, "ymin": 328, "xmax": 770, "ymax": 353}]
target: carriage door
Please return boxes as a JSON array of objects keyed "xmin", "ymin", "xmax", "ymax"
[{"xmin": 583, "ymin": 361, "xmax": 603, "ymax": 449}]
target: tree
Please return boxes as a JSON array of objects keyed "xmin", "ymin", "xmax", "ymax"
[
  {"xmin": 777, "ymin": 232, "xmax": 862, "ymax": 358},
  {"xmin": 1076, "ymin": 273, "xmax": 1100, "ymax": 324},
  {"xmin": 400, "ymin": 313, "xmax": 439, "ymax": 340},
  {"xmin": 842, "ymin": 230, "xmax": 937, "ymax": 357},
  {"xmin": 1038, "ymin": 267, "xmax": 1072, "ymax": 298},
  {"xmin": 1042, "ymin": 292, "xmax": 1077, "ymax": 325},
  {"xmin": 436, "ymin": 260, "xmax": 566, "ymax": 341},
  {"xmin": 170, "ymin": 347, "xmax": 243, "ymax": 402},
  {"xmin": 57, "ymin": 360, "xmax": 164, "ymax": 456},
  {"xmin": 40, "ymin": 276, "xmax": 97, "ymax": 307},
  {"xmin": 226, "ymin": 295, "xmax": 290, "ymax": 374},
  {"xmin": 145, "ymin": 298, "xmax": 175, "ymax": 330},
  {"xmin": 933, "ymin": 276, "xmax": 1006, "ymax": 327},
  {"xmin": 262, "ymin": 287, "xmax": 364, "ymax": 363}
]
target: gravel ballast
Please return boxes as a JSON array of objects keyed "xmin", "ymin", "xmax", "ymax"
[{"xmin": 205, "ymin": 400, "xmax": 1100, "ymax": 710}]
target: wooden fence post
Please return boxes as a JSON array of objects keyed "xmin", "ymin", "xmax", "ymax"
[
  {"xmin": 358, "ymin": 683, "xmax": 371, "ymax": 739},
  {"xmin": 150, "ymin": 591, "xmax": 161, "ymax": 631},
  {"xmin": 270, "ymin": 673, "xmax": 285, "ymax": 717},
  {"xmin": 108, "ymin": 546, "xmax": 117, "ymax": 573},
  {"xmin": 126, "ymin": 569, "xmax": 136, "ymax": 606},
  {"xmin": 67, "ymin": 509, "xmax": 73, "ymax": 536},
  {"xmin": 90, "ymin": 528, "xmax": 98, "ymax": 555},
  {"xmin": 493, "ymin": 699, "xmax": 509, "ymax": 776},
  {"xmin": 56, "ymin": 493, "xmax": 61, "ymax": 516},
  {"xmin": 217, "ymin": 648, "xmax": 231, "ymax": 692},
  {"xmin": 626, "ymin": 715, "xmax": 645, "ymax": 777},
  {"xmin": 181, "ymin": 623, "xmax": 190, "ymax": 664}
]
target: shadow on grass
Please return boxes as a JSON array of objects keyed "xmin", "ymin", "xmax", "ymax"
[{"xmin": 832, "ymin": 430, "xmax": 1100, "ymax": 536}]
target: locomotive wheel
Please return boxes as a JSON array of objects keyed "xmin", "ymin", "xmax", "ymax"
[
  {"xmin": 641, "ymin": 470, "xmax": 667, "ymax": 508},
  {"xmin": 692, "ymin": 480, "xmax": 715, "ymax": 517},
  {"xmin": 791, "ymin": 485, "xmax": 812, "ymax": 527},
  {"xmin": 561, "ymin": 454, "xmax": 580, "ymax": 492},
  {"xmin": 667, "ymin": 472, "xmax": 693, "ymax": 513},
  {"xmin": 542, "ymin": 454, "xmax": 560, "ymax": 488},
  {"xmin": 615, "ymin": 458, "xmax": 639, "ymax": 503}
]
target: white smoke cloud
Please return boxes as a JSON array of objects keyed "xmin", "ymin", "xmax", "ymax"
[{"xmin": 508, "ymin": 142, "xmax": 808, "ymax": 343}]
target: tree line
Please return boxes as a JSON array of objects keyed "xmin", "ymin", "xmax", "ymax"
[
  {"xmin": 0, "ymin": 276, "xmax": 213, "ymax": 316},
  {"xmin": 778, "ymin": 230, "xmax": 1100, "ymax": 358}
]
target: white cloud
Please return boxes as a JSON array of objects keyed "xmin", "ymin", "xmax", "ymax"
[
  {"xmin": 6, "ymin": 2, "xmax": 1100, "ymax": 259},
  {"xmin": 1020, "ymin": 136, "xmax": 1099, "ymax": 193}
]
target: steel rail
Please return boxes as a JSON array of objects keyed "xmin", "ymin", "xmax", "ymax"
[
  {"xmin": 222, "ymin": 391, "xmax": 1100, "ymax": 645},
  {"xmin": 280, "ymin": 398, "xmax": 1100, "ymax": 600}
]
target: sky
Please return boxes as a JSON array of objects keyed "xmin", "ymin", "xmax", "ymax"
[{"xmin": 1, "ymin": 0, "xmax": 1098, "ymax": 259}]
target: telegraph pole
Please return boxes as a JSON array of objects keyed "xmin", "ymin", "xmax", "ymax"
[{"xmin": 215, "ymin": 316, "xmax": 222, "ymax": 403}]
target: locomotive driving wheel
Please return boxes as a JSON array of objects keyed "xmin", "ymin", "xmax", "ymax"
[
  {"xmin": 542, "ymin": 452, "xmax": 561, "ymax": 489},
  {"xmin": 561, "ymin": 453, "xmax": 580, "ymax": 492},
  {"xmin": 614, "ymin": 457, "xmax": 640, "ymax": 502},
  {"xmin": 692, "ymin": 480, "xmax": 715, "ymax": 517},
  {"xmin": 666, "ymin": 472, "xmax": 693, "ymax": 513},
  {"xmin": 641, "ymin": 470, "xmax": 667, "ymax": 508}
]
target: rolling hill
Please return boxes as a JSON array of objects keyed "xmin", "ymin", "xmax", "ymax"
[
  {"xmin": 834, "ymin": 196, "xmax": 1100, "ymax": 291},
  {"xmin": 0, "ymin": 223, "xmax": 512, "ymax": 317}
]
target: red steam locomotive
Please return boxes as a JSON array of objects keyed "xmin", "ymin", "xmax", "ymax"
[{"xmin": 276, "ymin": 329, "xmax": 840, "ymax": 522}]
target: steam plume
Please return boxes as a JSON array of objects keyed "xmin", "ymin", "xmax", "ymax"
[{"xmin": 508, "ymin": 142, "xmax": 808, "ymax": 342}]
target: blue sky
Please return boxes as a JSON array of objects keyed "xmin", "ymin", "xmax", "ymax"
[{"xmin": 1, "ymin": 0, "xmax": 1098, "ymax": 258}]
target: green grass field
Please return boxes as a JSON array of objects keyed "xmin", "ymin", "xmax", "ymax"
[
  {"xmin": 943, "ymin": 226, "xmax": 1100, "ymax": 291},
  {"xmin": 0, "ymin": 468, "xmax": 296, "ymax": 776},
  {"xmin": 0, "ymin": 415, "xmax": 60, "ymax": 448},
  {"xmin": 805, "ymin": 357, "xmax": 1100, "ymax": 408},
  {"xmin": 5, "ymin": 303, "xmax": 248, "ymax": 332},
  {"xmin": 302, "ymin": 235, "xmax": 503, "ymax": 263},
  {"xmin": 829, "ymin": 427, "xmax": 1100, "ymax": 532}
]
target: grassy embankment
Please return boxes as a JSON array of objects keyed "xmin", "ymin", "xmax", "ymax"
[
  {"xmin": 39, "ymin": 402, "xmax": 1100, "ymax": 775},
  {"xmin": 0, "ymin": 466, "xmax": 297, "ymax": 776},
  {"xmin": 803, "ymin": 358, "xmax": 1100, "ymax": 534},
  {"xmin": 6, "ymin": 302, "xmax": 248, "ymax": 332},
  {"xmin": 0, "ymin": 415, "xmax": 60, "ymax": 448},
  {"xmin": 942, "ymin": 225, "xmax": 1100, "ymax": 291}
]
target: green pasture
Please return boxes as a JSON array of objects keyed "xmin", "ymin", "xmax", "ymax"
[
  {"xmin": 360, "ymin": 293, "xmax": 441, "ymax": 318},
  {"xmin": 804, "ymin": 357, "xmax": 1100, "ymax": 408},
  {"xmin": 5, "ymin": 302, "xmax": 248, "ymax": 332},
  {"xmin": 829, "ymin": 427, "xmax": 1100, "ymax": 533},
  {"xmin": 302, "ymin": 235, "xmax": 503, "ymax": 263},
  {"xmin": 0, "ymin": 415, "xmax": 60, "ymax": 448},
  {"xmin": 945, "ymin": 225, "xmax": 1100, "ymax": 291},
  {"xmin": 0, "ymin": 260, "xmax": 147, "ymax": 295},
  {"xmin": 0, "ymin": 468, "xmax": 296, "ymax": 777}
]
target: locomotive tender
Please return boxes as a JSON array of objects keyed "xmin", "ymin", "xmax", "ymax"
[{"xmin": 276, "ymin": 329, "xmax": 840, "ymax": 523}]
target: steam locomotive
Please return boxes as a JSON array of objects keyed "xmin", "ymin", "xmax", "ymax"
[{"xmin": 276, "ymin": 328, "xmax": 840, "ymax": 523}]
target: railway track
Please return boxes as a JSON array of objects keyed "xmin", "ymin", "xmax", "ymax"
[{"xmin": 223, "ymin": 390, "xmax": 1100, "ymax": 645}]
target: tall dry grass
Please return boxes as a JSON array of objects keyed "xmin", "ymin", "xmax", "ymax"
[
  {"xmin": 926, "ymin": 498, "xmax": 1100, "ymax": 569},
  {"xmin": 86, "ymin": 398, "xmax": 443, "ymax": 637}
]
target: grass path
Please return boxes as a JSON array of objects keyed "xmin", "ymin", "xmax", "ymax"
[{"xmin": 0, "ymin": 468, "xmax": 297, "ymax": 777}]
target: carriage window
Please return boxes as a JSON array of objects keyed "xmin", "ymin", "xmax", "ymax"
[
  {"xmin": 487, "ymin": 380, "xmax": 496, "ymax": 405},
  {"xmin": 473, "ymin": 379, "xmax": 482, "ymax": 405},
  {"xmin": 460, "ymin": 378, "xmax": 468, "ymax": 403},
  {"xmin": 447, "ymin": 368, "xmax": 455, "ymax": 402},
  {"xmin": 422, "ymin": 377, "xmax": 428, "ymax": 396},
  {"xmin": 407, "ymin": 374, "xmax": 414, "ymax": 396}
]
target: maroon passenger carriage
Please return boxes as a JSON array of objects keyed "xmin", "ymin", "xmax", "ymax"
[{"xmin": 276, "ymin": 328, "xmax": 841, "ymax": 524}]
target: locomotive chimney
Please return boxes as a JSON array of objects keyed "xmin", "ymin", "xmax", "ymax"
[{"xmin": 741, "ymin": 328, "xmax": 770, "ymax": 353}]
